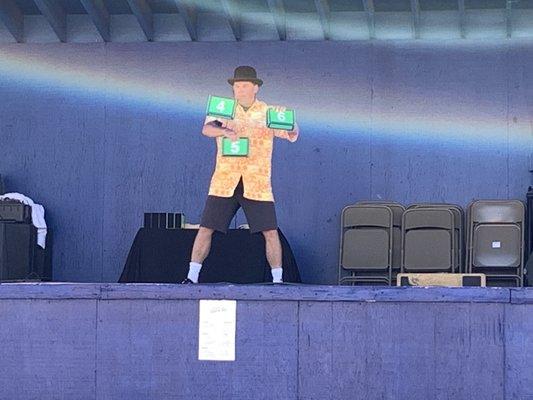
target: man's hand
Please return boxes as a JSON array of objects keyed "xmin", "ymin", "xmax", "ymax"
[
  {"xmin": 219, "ymin": 119, "xmax": 239, "ymax": 142},
  {"xmin": 203, "ymin": 119, "xmax": 239, "ymax": 141},
  {"xmin": 287, "ymin": 122, "xmax": 299, "ymax": 142},
  {"xmin": 222, "ymin": 128, "xmax": 239, "ymax": 142},
  {"xmin": 220, "ymin": 119, "xmax": 238, "ymax": 131}
]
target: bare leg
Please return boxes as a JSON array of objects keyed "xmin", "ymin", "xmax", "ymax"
[
  {"xmin": 191, "ymin": 227, "xmax": 215, "ymax": 263},
  {"xmin": 262, "ymin": 229, "xmax": 282, "ymax": 268}
]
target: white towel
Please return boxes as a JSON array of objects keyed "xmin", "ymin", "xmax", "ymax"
[{"xmin": 0, "ymin": 193, "xmax": 47, "ymax": 249}]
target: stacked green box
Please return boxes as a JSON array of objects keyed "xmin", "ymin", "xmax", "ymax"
[
  {"xmin": 206, "ymin": 95, "xmax": 236, "ymax": 119},
  {"xmin": 267, "ymin": 108, "xmax": 295, "ymax": 131},
  {"xmin": 222, "ymin": 138, "xmax": 249, "ymax": 156}
]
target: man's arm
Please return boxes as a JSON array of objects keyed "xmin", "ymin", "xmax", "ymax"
[
  {"xmin": 272, "ymin": 123, "xmax": 299, "ymax": 142},
  {"xmin": 202, "ymin": 119, "xmax": 239, "ymax": 142},
  {"xmin": 269, "ymin": 105, "xmax": 299, "ymax": 143}
]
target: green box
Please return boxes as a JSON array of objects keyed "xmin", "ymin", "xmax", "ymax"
[
  {"xmin": 267, "ymin": 108, "xmax": 295, "ymax": 131},
  {"xmin": 222, "ymin": 137, "xmax": 249, "ymax": 156},
  {"xmin": 206, "ymin": 95, "xmax": 236, "ymax": 119}
]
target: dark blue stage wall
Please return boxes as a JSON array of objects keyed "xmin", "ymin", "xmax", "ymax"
[{"xmin": 0, "ymin": 41, "xmax": 532, "ymax": 284}]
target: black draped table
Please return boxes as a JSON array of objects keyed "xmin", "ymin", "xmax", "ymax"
[{"xmin": 119, "ymin": 228, "xmax": 301, "ymax": 284}]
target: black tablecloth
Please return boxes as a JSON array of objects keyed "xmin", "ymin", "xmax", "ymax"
[{"xmin": 119, "ymin": 228, "xmax": 301, "ymax": 284}]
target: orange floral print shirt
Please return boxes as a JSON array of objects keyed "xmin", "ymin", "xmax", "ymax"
[{"xmin": 204, "ymin": 99, "xmax": 298, "ymax": 202}]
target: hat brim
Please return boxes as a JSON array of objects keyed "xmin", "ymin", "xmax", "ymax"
[{"xmin": 228, "ymin": 78, "xmax": 263, "ymax": 87}]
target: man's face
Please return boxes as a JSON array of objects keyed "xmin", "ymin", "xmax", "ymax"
[{"xmin": 232, "ymin": 81, "xmax": 259, "ymax": 104}]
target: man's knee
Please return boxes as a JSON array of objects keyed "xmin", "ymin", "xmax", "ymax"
[
  {"xmin": 262, "ymin": 229, "xmax": 279, "ymax": 241},
  {"xmin": 197, "ymin": 226, "xmax": 215, "ymax": 238}
]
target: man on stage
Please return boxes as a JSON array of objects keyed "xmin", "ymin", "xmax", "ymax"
[{"xmin": 182, "ymin": 66, "xmax": 299, "ymax": 284}]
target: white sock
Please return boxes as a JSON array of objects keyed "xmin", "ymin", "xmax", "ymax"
[
  {"xmin": 271, "ymin": 267, "xmax": 283, "ymax": 283},
  {"xmin": 188, "ymin": 262, "xmax": 202, "ymax": 283}
]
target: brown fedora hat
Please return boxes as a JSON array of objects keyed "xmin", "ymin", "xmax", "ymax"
[{"xmin": 227, "ymin": 66, "xmax": 263, "ymax": 86}]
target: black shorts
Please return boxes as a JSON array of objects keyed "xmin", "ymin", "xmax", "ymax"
[{"xmin": 200, "ymin": 179, "xmax": 278, "ymax": 234}]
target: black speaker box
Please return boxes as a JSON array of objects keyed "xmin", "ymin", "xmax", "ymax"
[
  {"xmin": 144, "ymin": 213, "xmax": 184, "ymax": 229},
  {"xmin": 0, "ymin": 222, "xmax": 44, "ymax": 281}
]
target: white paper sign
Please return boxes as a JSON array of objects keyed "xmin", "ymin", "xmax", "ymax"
[
  {"xmin": 492, "ymin": 241, "xmax": 501, "ymax": 249},
  {"xmin": 198, "ymin": 300, "xmax": 237, "ymax": 361}
]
